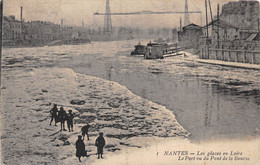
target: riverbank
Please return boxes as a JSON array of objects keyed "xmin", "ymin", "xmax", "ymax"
[
  {"xmin": 0, "ymin": 67, "xmax": 189, "ymax": 165},
  {"xmin": 3, "ymin": 39, "xmax": 91, "ymax": 48},
  {"xmin": 183, "ymin": 52, "xmax": 260, "ymax": 70}
]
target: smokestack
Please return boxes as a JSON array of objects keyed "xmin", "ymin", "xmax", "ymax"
[
  {"xmin": 20, "ymin": 6, "xmax": 23, "ymax": 39},
  {"xmin": 180, "ymin": 17, "xmax": 182, "ymax": 31},
  {"xmin": 184, "ymin": 0, "xmax": 190, "ymax": 26},
  {"xmin": 61, "ymin": 19, "xmax": 63, "ymax": 27}
]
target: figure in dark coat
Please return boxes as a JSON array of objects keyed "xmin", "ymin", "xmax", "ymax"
[
  {"xmin": 95, "ymin": 132, "xmax": 106, "ymax": 159},
  {"xmin": 67, "ymin": 110, "xmax": 74, "ymax": 132},
  {"xmin": 49, "ymin": 104, "xmax": 58, "ymax": 126},
  {"xmin": 81, "ymin": 124, "xmax": 90, "ymax": 140},
  {"xmin": 76, "ymin": 135, "xmax": 86, "ymax": 162},
  {"xmin": 58, "ymin": 107, "xmax": 67, "ymax": 131}
]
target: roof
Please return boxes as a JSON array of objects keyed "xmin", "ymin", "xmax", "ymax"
[
  {"xmin": 135, "ymin": 44, "xmax": 146, "ymax": 47},
  {"xmin": 4, "ymin": 16, "xmax": 21, "ymax": 23},
  {"xmin": 203, "ymin": 19, "xmax": 238, "ymax": 29},
  {"xmin": 183, "ymin": 23, "xmax": 202, "ymax": 30}
]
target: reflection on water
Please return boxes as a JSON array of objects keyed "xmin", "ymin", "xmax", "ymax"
[{"xmin": 3, "ymin": 40, "xmax": 260, "ymax": 141}]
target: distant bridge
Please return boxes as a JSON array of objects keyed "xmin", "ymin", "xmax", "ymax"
[
  {"xmin": 94, "ymin": 0, "xmax": 202, "ymax": 35},
  {"xmin": 94, "ymin": 10, "xmax": 202, "ymax": 15}
]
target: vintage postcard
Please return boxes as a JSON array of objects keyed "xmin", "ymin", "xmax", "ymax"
[{"xmin": 0, "ymin": 0, "xmax": 259, "ymax": 164}]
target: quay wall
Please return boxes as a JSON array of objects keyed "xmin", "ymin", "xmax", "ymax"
[
  {"xmin": 206, "ymin": 49, "xmax": 260, "ymax": 64},
  {"xmin": 199, "ymin": 40, "xmax": 260, "ymax": 65}
]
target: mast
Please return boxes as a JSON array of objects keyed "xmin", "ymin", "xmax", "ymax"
[
  {"xmin": 205, "ymin": 0, "xmax": 209, "ymax": 39},
  {"xmin": 217, "ymin": 4, "xmax": 220, "ymax": 48},
  {"xmin": 184, "ymin": 0, "xmax": 190, "ymax": 26},
  {"xmin": 208, "ymin": 0, "xmax": 214, "ymax": 29},
  {"xmin": 0, "ymin": 0, "xmax": 3, "ymax": 88},
  {"xmin": 205, "ymin": 0, "xmax": 209, "ymax": 59}
]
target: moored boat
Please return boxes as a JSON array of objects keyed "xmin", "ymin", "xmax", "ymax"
[{"xmin": 131, "ymin": 42, "xmax": 147, "ymax": 55}]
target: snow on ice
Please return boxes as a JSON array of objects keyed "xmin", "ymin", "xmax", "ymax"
[{"xmin": 1, "ymin": 67, "xmax": 189, "ymax": 165}]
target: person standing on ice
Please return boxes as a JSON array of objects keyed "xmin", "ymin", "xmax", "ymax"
[
  {"xmin": 49, "ymin": 104, "xmax": 58, "ymax": 126},
  {"xmin": 58, "ymin": 107, "xmax": 67, "ymax": 131},
  {"xmin": 76, "ymin": 135, "xmax": 86, "ymax": 162},
  {"xmin": 67, "ymin": 110, "xmax": 74, "ymax": 132},
  {"xmin": 81, "ymin": 124, "xmax": 90, "ymax": 140},
  {"xmin": 95, "ymin": 132, "xmax": 106, "ymax": 159}
]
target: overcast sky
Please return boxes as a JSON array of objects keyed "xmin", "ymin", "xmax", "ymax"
[{"xmin": 4, "ymin": 0, "xmax": 248, "ymax": 28}]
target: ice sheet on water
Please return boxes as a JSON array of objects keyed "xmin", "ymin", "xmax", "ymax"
[{"xmin": 1, "ymin": 67, "xmax": 189, "ymax": 165}]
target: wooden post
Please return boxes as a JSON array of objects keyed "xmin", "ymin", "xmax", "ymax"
[
  {"xmin": 215, "ymin": 49, "xmax": 217, "ymax": 60},
  {"xmin": 228, "ymin": 51, "xmax": 231, "ymax": 62},
  {"xmin": 243, "ymin": 51, "xmax": 246, "ymax": 63},
  {"xmin": 252, "ymin": 53, "xmax": 255, "ymax": 64},
  {"xmin": 221, "ymin": 49, "xmax": 223, "ymax": 61},
  {"xmin": 257, "ymin": 18, "xmax": 260, "ymax": 32},
  {"xmin": 0, "ymin": 0, "xmax": 3, "ymax": 88}
]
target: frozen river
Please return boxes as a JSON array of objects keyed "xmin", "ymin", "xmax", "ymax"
[{"xmin": 3, "ymin": 40, "xmax": 260, "ymax": 141}]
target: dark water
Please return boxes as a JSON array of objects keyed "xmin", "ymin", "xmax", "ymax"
[{"xmin": 3, "ymin": 40, "xmax": 260, "ymax": 141}]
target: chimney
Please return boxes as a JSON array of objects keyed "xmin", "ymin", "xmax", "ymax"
[
  {"xmin": 20, "ymin": 6, "xmax": 23, "ymax": 39},
  {"xmin": 61, "ymin": 19, "xmax": 63, "ymax": 27},
  {"xmin": 180, "ymin": 17, "xmax": 182, "ymax": 31}
]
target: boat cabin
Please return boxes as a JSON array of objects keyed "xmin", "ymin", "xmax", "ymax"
[
  {"xmin": 145, "ymin": 44, "xmax": 164, "ymax": 59},
  {"xmin": 131, "ymin": 42, "xmax": 147, "ymax": 55}
]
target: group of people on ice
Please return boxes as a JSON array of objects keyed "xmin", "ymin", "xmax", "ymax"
[
  {"xmin": 76, "ymin": 132, "xmax": 106, "ymax": 162},
  {"xmin": 49, "ymin": 104, "xmax": 106, "ymax": 162},
  {"xmin": 49, "ymin": 104, "xmax": 74, "ymax": 132}
]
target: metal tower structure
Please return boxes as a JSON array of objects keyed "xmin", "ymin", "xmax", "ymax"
[
  {"xmin": 104, "ymin": 0, "xmax": 112, "ymax": 34},
  {"xmin": 184, "ymin": 0, "xmax": 190, "ymax": 26}
]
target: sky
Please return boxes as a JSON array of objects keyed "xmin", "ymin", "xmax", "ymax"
[{"xmin": 3, "ymin": 0, "xmax": 254, "ymax": 28}]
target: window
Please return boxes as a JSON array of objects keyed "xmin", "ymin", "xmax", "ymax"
[{"xmin": 224, "ymin": 29, "xmax": 227, "ymax": 39}]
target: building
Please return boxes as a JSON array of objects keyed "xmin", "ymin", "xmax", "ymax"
[
  {"xmin": 199, "ymin": 0, "xmax": 260, "ymax": 64},
  {"xmin": 220, "ymin": 0, "xmax": 259, "ymax": 30},
  {"xmin": 178, "ymin": 23, "xmax": 202, "ymax": 43},
  {"xmin": 199, "ymin": 19, "xmax": 260, "ymax": 64},
  {"xmin": 202, "ymin": 19, "xmax": 240, "ymax": 47},
  {"xmin": 3, "ymin": 16, "xmax": 73, "ymax": 46},
  {"xmin": 25, "ymin": 21, "xmax": 63, "ymax": 43},
  {"xmin": 177, "ymin": 23, "xmax": 203, "ymax": 50},
  {"xmin": 3, "ymin": 16, "xmax": 22, "ymax": 40}
]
